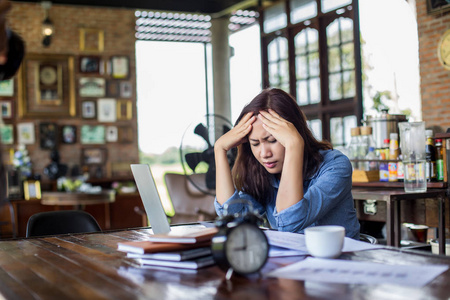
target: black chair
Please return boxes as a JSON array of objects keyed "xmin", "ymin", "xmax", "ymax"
[
  {"xmin": 360, "ymin": 233, "xmax": 378, "ymax": 244},
  {"xmin": 26, "ymin": 210, "xmax": 101, "ymax": 238}
]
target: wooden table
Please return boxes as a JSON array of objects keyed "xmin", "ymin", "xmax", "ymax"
[
  {"xmin": 41, "ymin": 190, "xmax": 116, "ymax": 229},
  {"xmin": 352, "ymin": 188, "xmax": 447, "ymax": 254},
  {"xmin": 0, "ymin": 228, "xmax": 449, "ymax": 299}
]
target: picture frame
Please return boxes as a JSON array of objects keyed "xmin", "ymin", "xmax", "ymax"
[
  {"xmin": 110, "ymin": 56, "xmax": 129, "ymax": 79},
  {"xmin": 81, "ymin": 147, "xmax": 107, "ymax": 165},
  {"xmin": 39, "ymin": 122, "xmax": 58, "ymax": 149},
  {"xmin": 117, "ymin": 99, "xmax": 132, "ymax": 120},
  {"xmin": 0, "ymin": 124, "xmax": 13, "ymax": 144},
  {"xmin": 120, "ymin": 81, "xmax": 132, "ymax": 98},
  {"xmin": 79, "ymin": 77, "xmax": 106, "ymax": 97},
  {"xmin": 97, "ymin": 98, "xmax": 117, "ymax": 122},
  {"xmin": 106, "ymin": 125, "xmax": 118, "ymax": 142},
  {"xmin": 81, "ymin": 100, "xmax": 96, "ymax": 119},
  {"xmin": 18, "ymin": 54, "xmax": 76, "ymax": 118},
  {"xmin": 106, "ymin": 80, "xmax": 120, "ymax": 97},
  {"xmin": 0, "ymin": 99, "xmax": 13, "ymax": 119},
  {"xmin": 80, "ymin": 125, "xmax": 105, "ymax": 144},
  {"xmin": 61, "ymin": 125, "xmax": 77, "ymax": 144},
  {"xmin": 0, "ymin": 79, "xmax": 14, "ymax": 96},
  {"xmin": 79, "ymin": 28, "xmax": 104, "ymax": 52},
  {"xmin": 118, "ymin": 126, "xmax": 133, "ymax": 144},
  {"xmin": 79, "ymin": 55, "xmax": 101, "ymax": 74},
  {"xmin": 23, "ymin": 180, "xmax": 42, "ymax": 200},
  {"xmin": 17, "ymin": 122, "xmax": 35, "ymax": 144}
]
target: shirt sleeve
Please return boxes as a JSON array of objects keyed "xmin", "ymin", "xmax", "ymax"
[
  {"xmin": 273, "ymin": 152, "xmax": 353, "ymax": 232},
  {"xmin": 214, "ymin": 189, "xmax": 266, "ymax": 218}
]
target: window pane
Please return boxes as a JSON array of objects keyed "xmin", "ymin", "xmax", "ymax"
[
  {"xmin": 326, "ymin": 19, "xmax": 340, "ymax": 46},
  {"xmin": 328, "ymin": 47, "xmax": 341, "ymax": 72},
  {"xmin": 290, "ymin": 0, "xmax": 317, "ymax": 24},
  {"xmin": 297, "ymin": 80, "xmax": 308, "ymax": 105},
  {"xmin": 343, "ymin": 115, "xmax": 357, "ymax": 146},
  {"xmin": 308, "ymin": 119, "xmax": 322, "ymax": 140},
  {"xmin": 309, "ymin": 77, "xmax": 320, "ymax": 104},
  {"xmin": 295, "ymin": 30, "xmax": 307, "ymax": 55},
  {"xmin": 330, "ymin": 117, "xmax": 344, "ymax": 146},
  {"xmin": 329, "ymin": 73, "xmax": 342, "ymax": 100},
  {"xmin": 340, "ymin": 18, "xmax": 353, "ymax": 42},
  {"xmin": 279, "ymin": 38, "xmax": 289, "ymax": 59},
  {"xmin": 341, "ymin": 42, "xmax": 354, "ymax": 69},
  {"xmin": 343, "ymin": 70, "xmax": 355, "ymax": 98},
  {"xmin": 268, "ymin": 39, "xmax": 279, "ymax": 62},
  {"xmin": 308, "ymin": 52, "xmax": 320, "ymax": 76},
  {"xmin": 296, "ymin": 55, "xmax": 308, "ymax": 79},
  {"xmin": 264, "ymin": 2, "xmax": 287, "ymax": 33},
  {"xmin": 279, "ymin": 59, "xmax": 289, "ymax": 83},
  {"xmin": 307, "ymin": 28, "xmax": 319, "ymax": 52},
  {"xmin": 269, "ymin": 62, "xmax": 279, "ymax": 85},
  {"xmin": 281, "ymin": 83, "xmax": 290, "ymax": 93},
  {"xmin": 321, "ymin": 0, "xmax": 352, "ymax": 13}
]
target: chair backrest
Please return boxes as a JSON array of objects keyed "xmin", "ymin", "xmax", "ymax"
[
  {"xmin": 360, "ymin": 233, "xmax": 378, "ymax": 244},
  {"xmin": 26, "ymin": 210, "xmax": 101, "ymax": 237}
]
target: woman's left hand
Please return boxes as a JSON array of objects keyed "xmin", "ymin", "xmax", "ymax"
[{"xmin": 258, "ymin": 109, "xmax": 304, "ymax": 149}]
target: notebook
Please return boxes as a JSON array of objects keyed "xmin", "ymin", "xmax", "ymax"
[{"xmin": 130, "ymin": 164, "xmax": 206, "ymax": 235}]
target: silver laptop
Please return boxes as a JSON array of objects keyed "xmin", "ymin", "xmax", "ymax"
[{"xmin": 130, "ymin": 164, "xmax": 206, "ymax": 235}]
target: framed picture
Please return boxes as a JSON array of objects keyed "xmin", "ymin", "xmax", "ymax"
[
  {"xmin": 117, "ymin": 99, "xmax": 132, "ymax": 120},
  {"xmin": 0, "ymin": 99, "xmax": 13, "ymax": 119},
  {"xmin": 18, "ymin": 54, "xmax": 75, "ymax": 118},
  {"xmin": 120, "ymin": 81, "xmax": 132, "ymax": 98},
  {"xmin": 106, "ymin": 126, "xmax": 118, "ymax": 142},
  {"xmin": 79, "ymin": 77, "xmax": 105, "ymax": 97},
  {"xmin": 81, "ymin": 100, "xmax": 96, "ymax": 119},
  {"xmin": 82, "ymin": 147, "xmax": 107, "ymax": 165},
  {"xmin": 106, "ymin": 80, "xmax": 120, "ymax": 97},
  {"xmin": 0, "ymin": 124, "xmax": 13, "ymax": 144},
  {"xmin": 23, "ymin": 180, "xmax": 42, "ymax": 200},
  {"xmin": 17, "ymin": 122, "xmax": 35, "ymax": 144},
  {"xmin": 97, "ymin": 98, "xmax": 117, "ymax": 122},
  {"xmin": 0, "ymin": 79, "xmax": 14, "ymax": 96},
  {"xmin": 79, "ymin": 28, "xmax": 104, "ymax": 52},
  {"xmin": 39, "ymin": 122, "xmax": 58, "ymax": 149},
  {"xmin": 79, "ymin": 55, "xmax": 101, "ymax": 74},
  {"xmin": 118, "ymin": 126, "xmax": 133, "ymax": 144},
  {"xmin": 80, "ymin": 125, "xmax": 105, "ymax": 144},
  {"xmin": 111, "ymin": 56, "xmax": 129, "ymax": 79},
  {"xmin": 61, "ymin": 125, "xmax": 77, "ymax": 144}
]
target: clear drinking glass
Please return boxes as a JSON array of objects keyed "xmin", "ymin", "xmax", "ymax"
[{"xmin": 398, "ymin": 122, "xmax": 426, "ymax": 193}]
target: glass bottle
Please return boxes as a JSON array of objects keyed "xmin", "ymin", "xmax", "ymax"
[
  {"xmin": 346, "ymin": 127, "xmax": 361, "ymax": 170},
  {"xmin": 425, "ymin": 130, "xmax": 436, "ymax": 182},
  {"xmin": 379, "ymin": 138, "xmax": 390, "ymax": 182},
  {"xmin": 365, "ymin": 146, "xmax": 378, "ymax": 171},
  {"xmin": 359, "ymin": 126, "xmax": 376, "ymax": 170},
  {"xmin": 397, "ymin": 147, "xmax": 404, "ymax": 182},
  {"xmin": 435, "ymin": 139, "xmax": 444, "ymax": 182},
  {"xmin": 388, "ymin": 133, "xmax": 399, "ymax": 182}
]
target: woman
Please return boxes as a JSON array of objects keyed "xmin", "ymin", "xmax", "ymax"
[{"xmin": 214, "ymin": 88, "xmax": 360, "ymax": 239}]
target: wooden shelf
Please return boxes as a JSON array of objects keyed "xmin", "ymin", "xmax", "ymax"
[{"xmin": 352, "ymin": 181, "xmax": 447, "ymax": 188}]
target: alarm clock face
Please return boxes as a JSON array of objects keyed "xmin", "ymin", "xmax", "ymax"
[{"xmin": 225, "ymin": 223, "xmax": 269, "ymax": 274}]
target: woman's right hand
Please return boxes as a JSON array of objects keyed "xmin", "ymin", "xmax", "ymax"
[{"xmin": 215, "ymin": 112, "xmax": 256, "ymax": 152}]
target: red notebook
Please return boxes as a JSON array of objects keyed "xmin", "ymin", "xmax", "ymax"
[{"xmin": 118, "ymin": 240, "xmax": 212, "ymax": 254}]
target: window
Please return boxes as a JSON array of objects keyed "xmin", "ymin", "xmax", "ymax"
[{"xmin": 260, "ymin": 0, "xmax": 361, "ymax": 147}]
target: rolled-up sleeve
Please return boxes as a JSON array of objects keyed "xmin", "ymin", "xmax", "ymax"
[{"xmin": 273, "ymin": 152, "xmax": 353, "ymax": 233}]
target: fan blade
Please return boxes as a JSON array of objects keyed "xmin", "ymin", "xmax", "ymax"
[
  {"xmin": 205, "ymin": 160, "xmax": 216, "ymax": 190},
  {"xmin": 194, "ymin": 123, "xmax": 212, "ymax": 148},
  {"xmin": 185, "ymin": 152, "xmax": 204, "ymax": 172}
]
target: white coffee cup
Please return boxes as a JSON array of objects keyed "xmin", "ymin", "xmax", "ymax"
[{"xmin": 305, "ymin": 225, "xmax": 345, "ymax": 258}]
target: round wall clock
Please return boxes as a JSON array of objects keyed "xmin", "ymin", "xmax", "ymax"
[
  {"xmin": 438, "ymin": 29, "xmax": 450, "ymax": 70},
  {"xmin": 40, "ymin": 66, "xmax": 58, "ymax": 85}
]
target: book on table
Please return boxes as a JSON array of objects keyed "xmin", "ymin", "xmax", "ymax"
[
  {"xmin": 137, "ymin": 255, "xmax": 215, "ymax": 270},
  {"xmin": 126, "ymin": 247, "xmax": 212, "ymax": 261},
  {"xmin": 117, "ymin": 240, "xmax": 212, "ymax": 254},
  {"xmin": 145, "ymin": 227, "xmax": 219, "ymax": 244}
]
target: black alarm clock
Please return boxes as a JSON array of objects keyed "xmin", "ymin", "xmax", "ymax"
[{"xmin": 212, "ymin": 199, "xmax": 269, "ymax": 279}]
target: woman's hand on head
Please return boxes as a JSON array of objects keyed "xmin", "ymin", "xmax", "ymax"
[
  {"xmin": 215, "ymin": 112, "xmax": 256, "ymax": 152},
  {"xmin": 258, "ymin": 109, "xmax": 304, "ymax": 150}
]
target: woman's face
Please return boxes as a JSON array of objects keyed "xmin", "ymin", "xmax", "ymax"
[{"xmin": 248, "ymin": 118, "xmax": 285, "ymax": 174}]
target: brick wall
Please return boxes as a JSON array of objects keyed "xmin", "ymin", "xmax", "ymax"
[
  {"xmin": 4, "ymin": 3, "xmax": 139, "ymax": 184},
  {"xmin": 416, "ymin": 0, "xmax": 450, "ymax": 131}
]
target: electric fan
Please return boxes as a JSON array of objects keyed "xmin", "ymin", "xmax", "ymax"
[{"xmin": 179, "ymin": 114, "xmax": 237, "ymax": 196}]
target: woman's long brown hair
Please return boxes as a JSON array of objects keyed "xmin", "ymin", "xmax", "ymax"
[{"xmin": 231, "ymin": 88, "xmax": 332, "ymax": 204}]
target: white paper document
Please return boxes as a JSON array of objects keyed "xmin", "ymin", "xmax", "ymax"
[
  {"xmin": 264, "ymin": 230, "xmax": 384, "ymax": 253},
  {"xmin": 269, "ymin": 245, "xmax": 308, "ymax": 257},
  {"xmin": 267, "ymin": 257, "xmax": 449, "ymax": 287}
]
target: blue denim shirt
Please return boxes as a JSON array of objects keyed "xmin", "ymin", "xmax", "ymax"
[{"xmin": 214, "ymin": 149, "xmax": 360, "ymax": 239}]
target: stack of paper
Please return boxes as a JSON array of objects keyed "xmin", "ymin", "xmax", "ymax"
[{"xmin": 117, "ymin": 227, "xmax": 218, "ymax": 269}]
